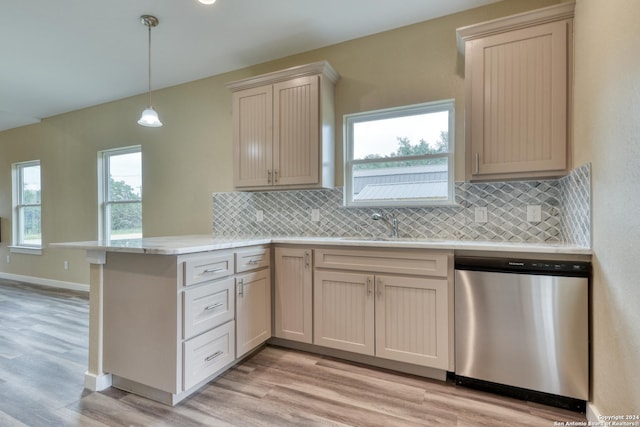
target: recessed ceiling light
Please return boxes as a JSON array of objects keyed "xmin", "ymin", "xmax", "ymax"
[{"xmin": 198, "ymin": 0, "xmax": 216, "ymax": 4}]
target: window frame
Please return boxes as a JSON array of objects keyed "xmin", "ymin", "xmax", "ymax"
[
  {"xmin": 11, "ymin": 160, "xmax": 43, "ymax": 254},
  {"xmin": 98, "ymin": 146, "xmax": 142, "ymax": 242},
  {"xmin": 343, "ymin": 100, "xmax": 455, "ymax": 208}
]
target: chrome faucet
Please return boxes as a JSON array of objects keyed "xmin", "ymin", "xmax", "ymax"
[{"xmin": 371, "ymin": 213, "xmax": 399, "ymax": 238}]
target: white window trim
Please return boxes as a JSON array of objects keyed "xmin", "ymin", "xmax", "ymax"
[
  {"xmin": 343, "ymin": 100, "xmax": 456, "ymax": 208},
  {"xmin": 98, "ymin": 146, "xmax": 142, "ymax": 242},
  {"xmin": 10, "ymin": 160, "xmax": 43, "ymax": 254}
]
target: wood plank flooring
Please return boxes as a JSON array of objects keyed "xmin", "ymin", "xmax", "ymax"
[{"xmin": 0, "ymin": 279, "xmax": 589, "ymax": 426}]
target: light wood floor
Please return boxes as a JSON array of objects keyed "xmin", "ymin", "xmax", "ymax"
[{"xmin": 0, "ymin": 279, "xmax": 588, "ymax": 426}]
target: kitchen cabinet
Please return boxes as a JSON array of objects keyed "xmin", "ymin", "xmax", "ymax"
[
  {"xmin": 274, "ymin": 246, "xmax": 313, "ymax": 344},
  {"xmin": 226, "ymin": 61, "xmax": 339, "ymax": 190},
  {"xmin": 313, "ymin": 248, "xmax": 451, "ymax": 370},
  {"xmin": 102, "ymin": 245, "xmax": 270, "ymax": 405},
  {"xmin": 235, "ymin": 247, "xmax": 271, "ymax": 358},
  {"xmin": 457, "ymin": 3, "xmax": 574, "ymax": 181}
]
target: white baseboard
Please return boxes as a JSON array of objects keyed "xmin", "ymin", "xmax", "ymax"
[
  {"xmin": 587, "ymin": 402, "xmax": 601, "ymax": 424},
  {"xmin": 84, "ymin": 371, "xmax": 112, "ymax": 391},
  {"xmin": 0, "ymin": 272, "xmax": 89, "ymax": 293}
]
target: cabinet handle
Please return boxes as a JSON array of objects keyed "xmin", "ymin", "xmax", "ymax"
[
  {"xmin": 203, "ymin": 267, "xmax": 224, "ymax": 274},
  {"xmin": 367, "ymin": 277, "xmax": 372, "ymax": 297},
  {"xmin": 376, "ymin": 277, "xmax": 382, "ymax": 298},
  {"xmin": 304, "ymin": 251, "xmax": 310, "ymax": 269},
  {"xmin": 274, "ymin": 170, "xmax": 278, "ymax": 183},
  {"xmin": 475, "ymin": 152, "xmax": 479, "ymax": 174},
  {"xmin": 247, "ymin": 258, "xmax": 260, "ymax": 265},
  {"xmin": 204, "ymin": 302, "xmax": 224, "ymax": 311},
  {"xmin": 205, "ymin": 351, "xmax": 223, "ymax": 362},
  {"xmin": 238, "ymin": 278, "xmax": 244, "ymax": 297},
  {"xmin": 267, "ymin": 170, "xmax": 272, "ymax": 184}
]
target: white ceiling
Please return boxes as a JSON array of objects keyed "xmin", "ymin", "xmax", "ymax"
[{"xmin": 0, "ymin": 0, "xmax": 499, "ymax": 132}]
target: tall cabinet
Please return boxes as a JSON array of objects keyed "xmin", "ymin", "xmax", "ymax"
[
  {"xmin": 457, "ymin": 3, "xmax": 574, "ymax": 181},
  {"xmin": 226, "ymin": 61, "xmax": 339, "ymax": 190}
]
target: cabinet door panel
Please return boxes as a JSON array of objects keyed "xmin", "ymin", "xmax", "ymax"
[
  {"xmin": 468, "ymin": 20, "xmax": 569, "ymax": 178},
  {"xmin": 375, "ymin": 275, "xmax": 448, "ymax": 369},
  {"xmin": 236, "ymin": 269, "xmax": 271, "ymax": 358},
  {"xmin": 273, "ymin": 76, "xmax": 320, "ymax": 186},
  {"xmin": 313, "ymin": 270, "xmax": 374, "ymax": 355},
  {"xmin": 274, "ymin": 247, "xmax": 313, "ymax": 343},
  {"xmin": 233, "ymin": 85, "xmax": 273, "ymax": 187}
]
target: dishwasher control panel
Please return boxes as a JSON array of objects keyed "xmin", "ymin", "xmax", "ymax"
[{"xmin": 455, "ymin": 257, "xmax": 590, "ymax": 276}]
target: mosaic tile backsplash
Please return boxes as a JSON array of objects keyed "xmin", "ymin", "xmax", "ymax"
[{"xmin": 213, "ymin": 164, "xmax": 591, "ymax": 246}]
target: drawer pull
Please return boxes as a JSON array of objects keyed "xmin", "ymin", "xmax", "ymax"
[
  {"xmin": 247, "ymin": 258, "xmax": 261, "ymax": 265},
  {"xmin": 204, "ymin": 303, "xmax": 224, "ymax": 311},
  {"xmin": 203, "ymin": 267, "xmax": 224, "ymax": 274},
  {"xmin": 204, "ymin": 351, "xmax": 223, "ymax": 362}
]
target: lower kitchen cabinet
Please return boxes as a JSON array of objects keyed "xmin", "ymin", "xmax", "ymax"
[
  {"xmin": 236, "ymin": 268, "xmax": 272, "ymax": 358},
  {"xmin": 313, "ymin": 248, "xmax": 451, "ymax": 370},
  {"xmin": 375, "ymin": 275, "xmax": 449, "ymax": 369},
  {"xmin": 314, "ymin": 270, "xmax": 374, "ymax": 354},
  {"xmin": 274, "ymin": 247, "xmax": 313, "ymax": 343}
]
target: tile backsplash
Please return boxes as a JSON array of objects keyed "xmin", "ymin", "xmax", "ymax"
[{"xmin": 213, "ymin": 163, "xmax": 591, "ymax": 246}]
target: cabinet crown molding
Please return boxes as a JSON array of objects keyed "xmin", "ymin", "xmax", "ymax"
[
  {"xmin": 226, "ymin": 60, "xmax": 339, "ymax": 92},
  {"xmin": 456, "ymin": 1, "xmax": 575, "ymax": 54}
]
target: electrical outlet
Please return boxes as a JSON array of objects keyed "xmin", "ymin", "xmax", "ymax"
[
  {"xmin": 5, "ymin": 255, "xmax": 10, "ymax": 264},
  {"xmin": 474, "ymin": 207, "xmax": 488, "ymax": 223},
  {"xmin": 64, "ymin": 261, "xmax": 69, "ymax": 270},
  {"xmin": 256, "ymin": 209, "xmax": 264, "ymax": 222},
  {"xmin": 527, "ymin": 205, "xmax": 542, "ymax": 223},
  {"xmin": 311, "ymin": 209, "xmax": 320, "ymax": 222}
]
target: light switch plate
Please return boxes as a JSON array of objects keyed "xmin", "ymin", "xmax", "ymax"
[
  {"xmin": 256, "ymin": 209, "xmax": 264, "ymax": 222},
  {"xmin": 311, "ymin": 209, "xmax": 320, "ymax": 222},
  {"xmin": 474, "ymin": 207, "xmax": 488, "ymax": 223},
  {"xmin": 527, "ymin": 205, "xmax": 542, "ymax": 223}
]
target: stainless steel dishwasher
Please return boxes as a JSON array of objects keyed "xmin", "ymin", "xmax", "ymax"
[{"xmin": 454, "ymin": 256, "xmax": 590, "ymax": 412}]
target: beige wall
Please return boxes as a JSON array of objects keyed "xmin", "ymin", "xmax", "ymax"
[
  {"xmin": 0, "ymin": 0, "xmax": 558, "ymax": 286},
  {"xmin": 573, "ymin": 0, "xmax": 640, "ymax": 415}
]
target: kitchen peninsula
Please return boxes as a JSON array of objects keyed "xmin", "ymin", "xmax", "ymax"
[{"xmin": 53, "ymin": 234, "xmax": 590, "ymax": 405}]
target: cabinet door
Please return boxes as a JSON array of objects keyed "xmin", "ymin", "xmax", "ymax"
[
  {"xmin": 375, "ymin": 275, "xmax": 449, "ymax": 369},
  {"xmin": 273, "ymin": 76, "xmax": 320, "ymax": 186},
  {"xmin": 233, "ymin": 85, "xmax": 273, "ymax": 188},
  {"xmin": 467, "ymin": 19, "xmax": 569, "ymax": 178},
  {"xmin": 313, "ymin": 270, "xmax": 374, "ymax": 355},
  {"xmin": 274, "ymin": 247, "xmax": 313, "ymax": 343},
  {"xmin": 236, "ymin": 269, "xmax": 271, "ymax": 358}
]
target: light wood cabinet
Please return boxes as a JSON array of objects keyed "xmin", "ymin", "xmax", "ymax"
[
  {"xmin": 313, "ymin": 248, "xmax": 451, "ymax": 370},
  {"xmin": 236, "ymin": 268, "xmax": 271, "ymax": 358},
  {"xmin": 457, "ymin": 3, "xmax": 574, "ymax": 181},
  {"xmin": 102, "ymin": 245, "xmax": 271, "ymax": 405},
  {"xmin": 235, "ymin": 246, "xmax": 271, "ymax": 358},
  {"xmin": 227, "ymin": 61, "xmax": 339, "ymax": 190},
  {"xmin": 274, "ymin": 247, "xmax": 313, "ymax": 343}
]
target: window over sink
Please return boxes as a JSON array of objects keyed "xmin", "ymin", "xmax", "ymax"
[{"xmin": 343, "ymin": 100, "xmax": 455, "ymax": 207}]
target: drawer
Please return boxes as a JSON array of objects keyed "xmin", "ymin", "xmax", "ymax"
[
  {"xmin": 315, "ymin": 248, "xmax": 450, "ymax": 277},
  {"xmin": 183, "ymin": 321, "xmax": 235, "ymax": 391},
  {"xmin": 183, "ymin": 277, "xmax": 235, "ymax": 340},
  {"xmin": 235, "ymin": 246, "xmax": 270, "ymax": 273},
  {"xmin": 183, "ymin": 252, "xmax": 234, "ymax": 286}
]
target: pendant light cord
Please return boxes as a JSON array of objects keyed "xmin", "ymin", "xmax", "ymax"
[{"xmin": 147, "ymin": 24, "xmax": 152, "ymax": 107}]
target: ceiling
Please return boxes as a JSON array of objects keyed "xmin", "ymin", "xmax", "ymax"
[{"xmin": 0, "ymin": 0, "xmax": 499, "ymax": 132}]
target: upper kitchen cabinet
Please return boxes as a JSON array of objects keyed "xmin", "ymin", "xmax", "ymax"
[
  {"xmin": 457, "ymin": 3, "xmax": 574, "ymax": 181},
  {"xmin": 226, "ymin": 61, "xmax": 339, "ymax": 190}
]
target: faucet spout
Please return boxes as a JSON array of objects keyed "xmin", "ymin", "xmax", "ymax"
[{"xmin": 371, "ymin": 213, "xmax": 399, "ymax": 238}]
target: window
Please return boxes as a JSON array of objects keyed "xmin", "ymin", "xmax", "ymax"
[
  {"xmin": 99, "ymin": 146, "xmax": 142, "ymax": 241},
  {"xmin": 12, "ymin": 160, "xmax": 42, "ymax": 250},
  {"xmin": 344, "ymin": 100, "xmax": 455, "ymax": 207}
]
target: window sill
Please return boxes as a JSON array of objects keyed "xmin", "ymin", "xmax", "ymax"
[{"xmin": 9, "ymin": 246, "xmax": 43, "ymax": 255}]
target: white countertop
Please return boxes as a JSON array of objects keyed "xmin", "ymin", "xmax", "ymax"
[{"xmin": 51, "ymin": 234, "xmax": 592, "ymax": 256}]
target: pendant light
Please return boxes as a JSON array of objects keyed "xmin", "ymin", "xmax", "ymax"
[{"xmin": 138, "ymin": 15, "xmax": 163, "ymax": 127}]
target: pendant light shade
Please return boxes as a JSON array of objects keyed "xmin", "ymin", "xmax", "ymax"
[{"xmin": 138, "ymin": 15, "xmax": 162, "ymax": 128}]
